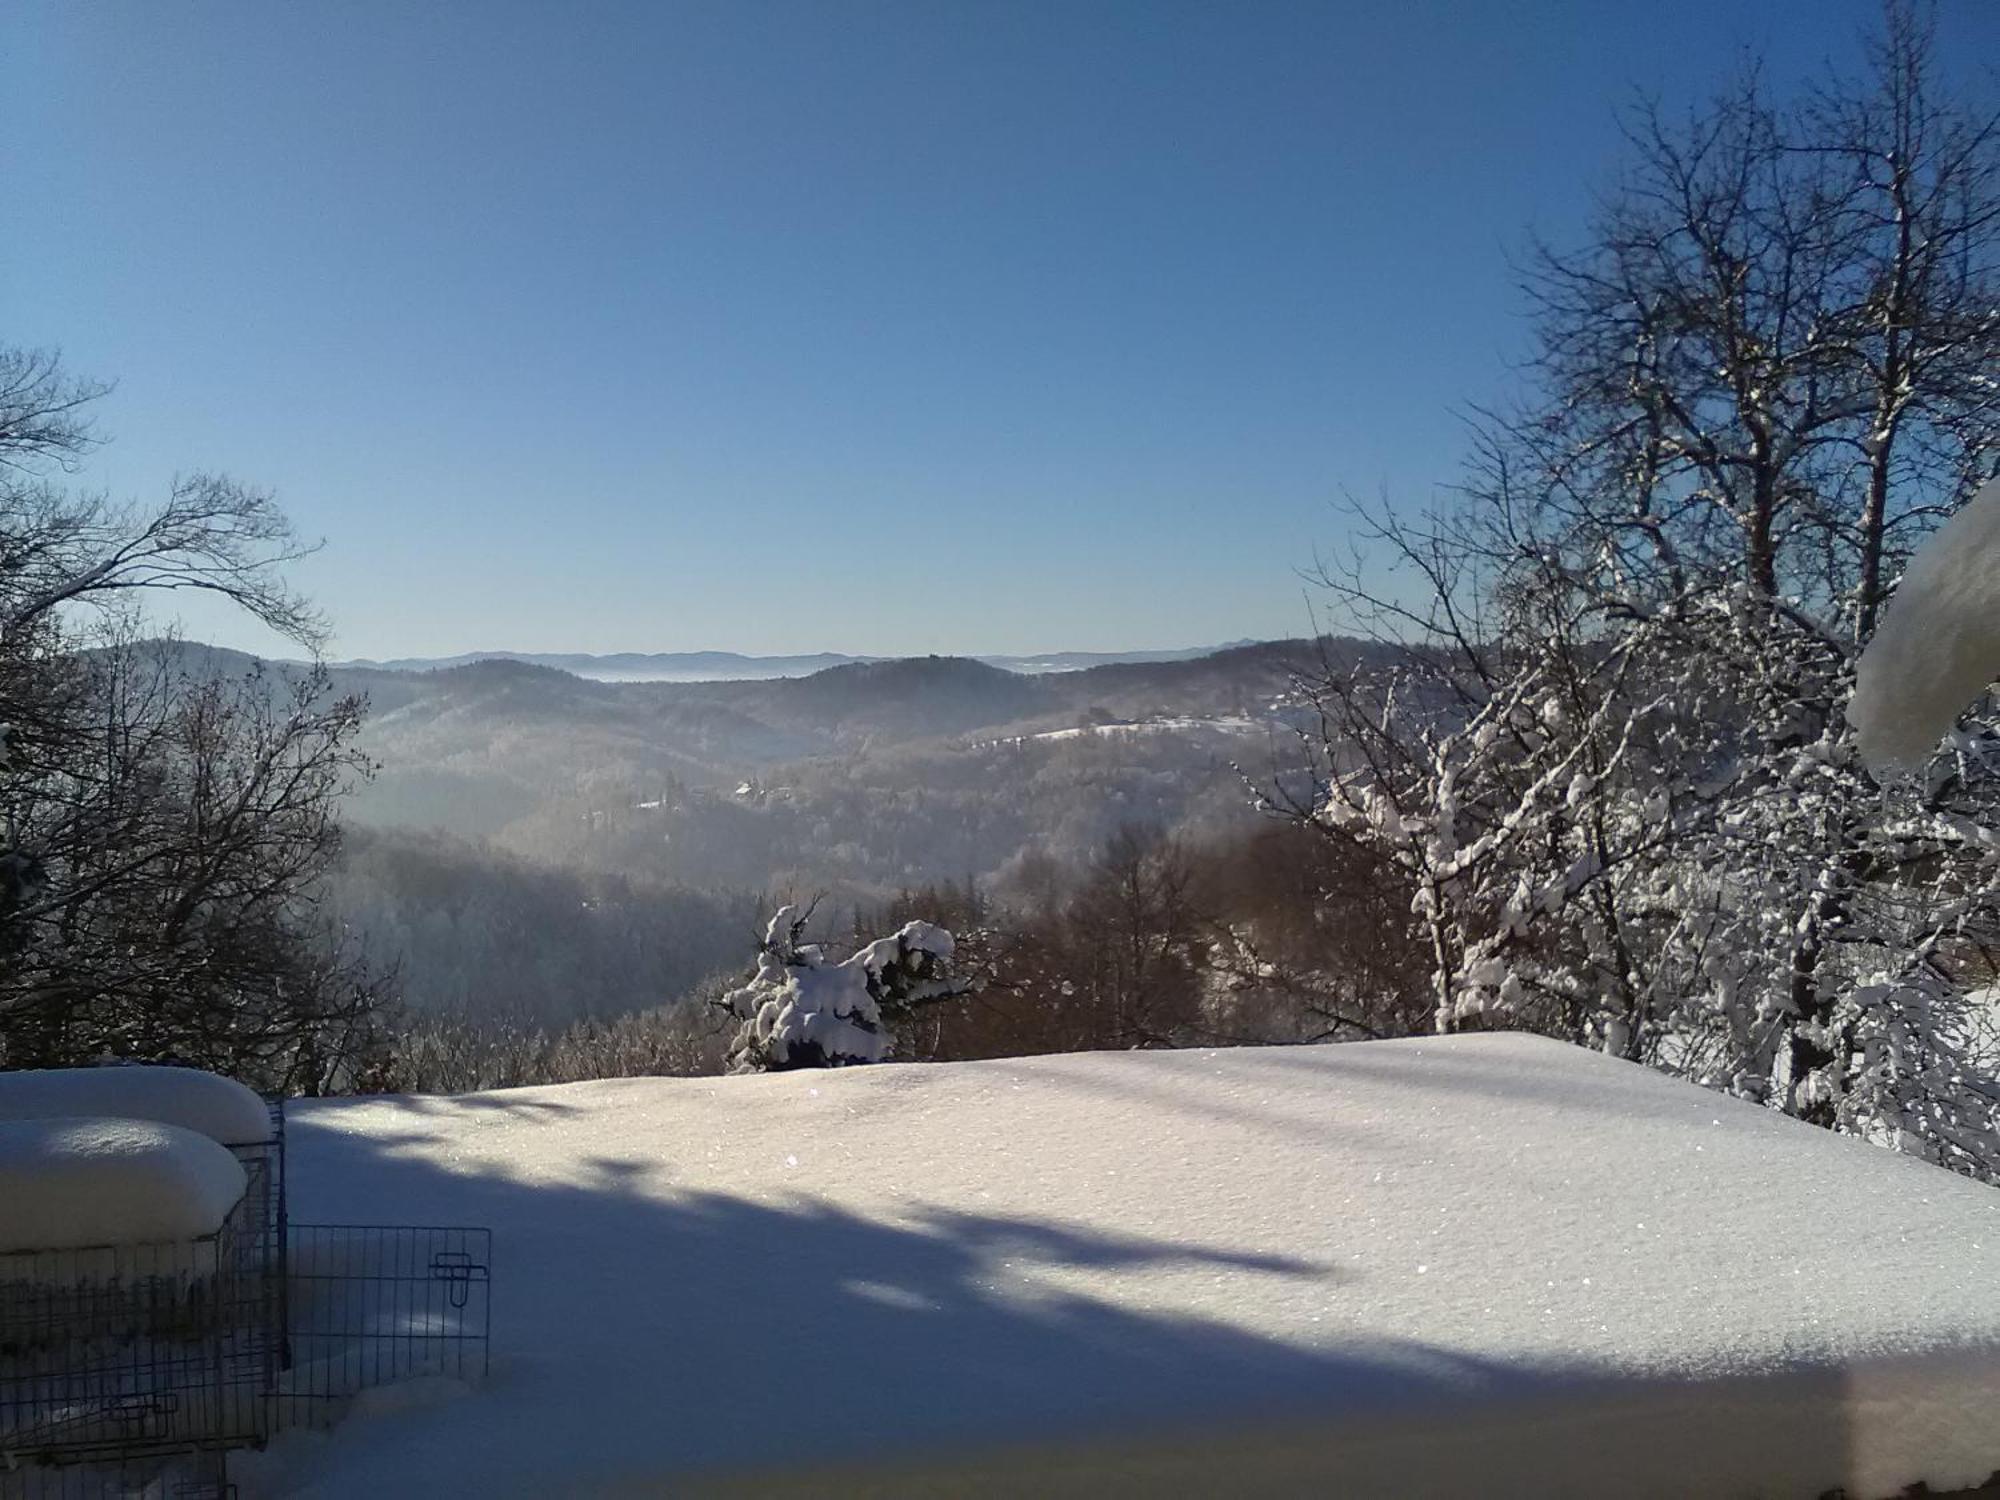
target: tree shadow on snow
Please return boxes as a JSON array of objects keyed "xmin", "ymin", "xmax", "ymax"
[
  {"xmin": 279, "ymin": 1070, "xmax": 1980, "ymax": 1499},
  {"xmin": 281, "ymin": 1106, "xmax": 1541, "ymax": 1493},
  {"xmin": 342, "ymin": 1091, "xmax": 585, "ymax": 1119}
]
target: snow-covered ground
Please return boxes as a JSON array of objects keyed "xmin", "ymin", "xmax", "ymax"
[{"xmin": 272, "ymin": 1036, "xmax": 2000, "ymax": 1497}]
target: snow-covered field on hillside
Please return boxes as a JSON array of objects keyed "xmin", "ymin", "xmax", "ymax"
[
  {"xmin": 264, "ymin": 1036, "xmax": 2000, "ymax": 1498},
  {"xmin": 980, "ymin": 714, "xmax": 1271, "ymax": 748}
]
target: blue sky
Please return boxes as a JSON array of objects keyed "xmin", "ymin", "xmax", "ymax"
[{"xmin": 7, "ymin": 1, "xmax": 1995, "ymax": 659}]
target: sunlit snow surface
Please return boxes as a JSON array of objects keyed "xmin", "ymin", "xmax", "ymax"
[{"xmin": 272, "ymin": 1036, "xmax": 2000, "ymax": 1497}]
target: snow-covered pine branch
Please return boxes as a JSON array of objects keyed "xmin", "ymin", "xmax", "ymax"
[{"xmin": 720, "ymin": 905, "xmax": 969, "ymax": 1072}]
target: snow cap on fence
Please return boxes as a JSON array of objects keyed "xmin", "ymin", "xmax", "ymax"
[
  {"xmin": 0, "ymin": 1064, "xmax": 271, "ymax": 1145},
  {"xmin": 0, "ymin": 1116, "xmax": 248, "ymax": 1251}
]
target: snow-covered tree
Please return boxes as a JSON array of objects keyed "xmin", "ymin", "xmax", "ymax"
[
  {"xmin": 720, "ymin": 905, "xmax": 966, "ymax": 1071},
  {"xmin": 1287, "ymin": 10, "xmax": 2000, "ymax": 1180}
]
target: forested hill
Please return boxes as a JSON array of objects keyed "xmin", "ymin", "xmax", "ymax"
[
  {"xmin": 142, "ymin": 633, "xmax": 1356, "ymax": 771},
  {"xmin": 152, "ymin": 637, "xmax": 1355, "ymax": 747},
  {"xmin": 329, "ymin": 636, "xmax": 1346, "ymax": 759},
  {"xmin": 150, "ymin": 638, "xmax": 1355, "ymax": 812},
  {"xmin": 140, "ymin": 639, "xmax": 1352, "ymax": 994},
  {"xmin": 332, "ymin": 642, "xmax": 1260, "ymax": 681}
]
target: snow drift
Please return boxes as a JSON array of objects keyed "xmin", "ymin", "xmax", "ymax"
[{"xmin": 269, "ymin": 1035, "xmax": 2000, "ymax": 1498}]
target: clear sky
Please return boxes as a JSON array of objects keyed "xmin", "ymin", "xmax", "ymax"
[{"xmin": 6, "ymin": 1, "xmax": 1995, "ymax": 660}]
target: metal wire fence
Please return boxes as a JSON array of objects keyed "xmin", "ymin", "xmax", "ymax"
[
  {"xmin": 222, "ymin": 1099, "xmax": 288, "ymax": 1279},
  {"xmin": 276, "ymin": 1224, "xmax": 491, "ymax": 1429},
  {"xmin": 0, "ymin": 1097, "xmax": 490, "ymax": 1500},
  {"xmin": 0, "ymin": 1194, "xmax": 275, "ymax": 1468},
  {"xmin": 0, "ymin": 1445, "xmax": 230, "ymax": 1500},
  {"xmin": 222, "ymin": 1099, "xmax": 288, "ymax": 1379}
]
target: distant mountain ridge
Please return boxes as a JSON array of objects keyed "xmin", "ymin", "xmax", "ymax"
[
  {"xmin": 130, "ymin": 636, "xmax": 1350, "ymax": 882},
  {"xmin": 333, "ymin": 642, "xmax": 1261, "ymax": 682}
]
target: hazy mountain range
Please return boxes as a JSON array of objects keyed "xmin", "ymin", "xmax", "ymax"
[
  {"xmin": 152, "ymin": 634, "xmax": 1361, "ymax": 904},
  {"xmin": 145, "ymin": 634, "xmax": 1361, "ymax": 1023},
  {"xmin": 332, "ymin": 642, "xmax": 1263, "ymax": 682}
]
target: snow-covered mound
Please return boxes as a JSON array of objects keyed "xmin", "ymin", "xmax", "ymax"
[
  {"xmin": 0, "ymin": 1064, "xmax": 271, "ymax": 1145},
  {"xmin": 0, "ymin": 1116, "xmax": 249, "ymax": 1252},
  {"xmin": 275, "ymin": 1036, "xmax": 2000, "ymax": 1498},
  {"xmin": 1852, "ymin": 474, "xmax": 2000, "ymax": 770}
]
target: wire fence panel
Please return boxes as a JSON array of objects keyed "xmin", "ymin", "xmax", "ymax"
[
  {"xmin": 222, "ymin": 1100, "xmax": 288, "ymax": 1282},
  {"xmin": 0, "ymin": 1103, "xmax": 296, "ymax": 1499},
  {"xmin": 221, "ymin": 1099, "xmax": 288, "ymax": 1383},
  {"xmin": 277, "ymin": 1225, "xmax": 490, "ymax": 1429},
  {"xmin": 0, "ymin": 1097, "xmax": 489, "ymax": 1499},
  {"xmin": 0, "ymin": 1446, "xmax": 230, "ymax": 1500},
  {"xmin": 0, "ymin": 1219, "xmax": 273, "ymax": 1465}
]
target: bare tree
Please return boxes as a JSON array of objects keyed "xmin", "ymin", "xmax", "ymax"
[
  {"xmin": 1805, "ymin": 2, "xmax": 2000, "ymax": 636},
  {"xmin": 0, "ymin": 475, "xmax": 324, "ymax": 650},
  {"xmin": 0, "ymin": 348, "xmax": 107, "ymax": 475},
  {"xmin": 1286, "ymin": 6, "xmax": 2000, "ymax": 1178},
  {"xmin": 0, "ymin": 346, "xmax": 388, "ymax": 1089}
]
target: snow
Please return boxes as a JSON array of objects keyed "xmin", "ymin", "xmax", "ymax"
[
  {"xmin": 722, "ymin": 909, "xmax": 960, "ymax": 1071},
  {"xmin": 894, "ymin": 918, "xmax": 953, "ymax": 960},
  {"xmin": 722, "ymin": 906, "xmax": 895, "ymax": 1067},
  {"xmin": 1851, "ymin": 475, "xmax": 2000, "ymax": 770},
  {"xmin": 860, "ymin": 919, "xmax": 954, "ymax": 969},
  {"xmin": 984, "ymin": 715, "xmax": 1267, "ymax": 747},
  {"xmin": 232, "ymin": 1380, "xmax": 474, "ymax": 1497},
  {"xmin": 269, "ymin": 1036, "xmax": 2000, "ymax": 1497},
  {"xmin": 0, "ymin": 1064, "xmax": 272, "ymax": 1145},
  {"xmin": 0, "ymin": 1116, "xmax": 248, "ymax": 1252}
]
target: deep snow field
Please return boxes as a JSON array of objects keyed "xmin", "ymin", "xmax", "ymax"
[{"xmin": 261, "ymin": 1035, "xmax": 2000, "ymax": 1497}]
